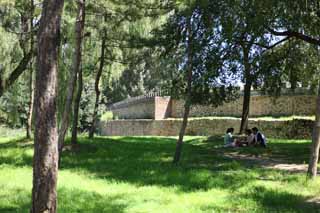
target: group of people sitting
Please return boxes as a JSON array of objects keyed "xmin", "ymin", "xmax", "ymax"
[{"xmin": 224, "ymin": 127, "xmax": 267, "ymax": 148}]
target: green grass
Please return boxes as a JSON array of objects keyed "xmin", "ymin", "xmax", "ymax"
[
  {"xmin": 0, "ymin": 136, "xmax": 320, "ymax": 212},
  {"xmin": 0, "ymin": 126, "xmax": 25, "ymax": 137}
]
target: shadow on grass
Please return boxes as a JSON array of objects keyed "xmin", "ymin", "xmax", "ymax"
[
  {"xmin": 0, "ymin": 136, "xmax": 314, "ymax": 193},
  {"xmin": 243, "ymin": 185, "xmax": 320, "ymax": 213},
  {"xmin": 58, "ymin": 187, "xmax": 127, "ymax": 213},
  {"xmin": 0, "ymin": 137, "xmax": 33, "ymax": 167},
  {"xmin": 0, "ymin": 137, "xmax": 32, "ymax": 149},
  {"xmin": 203, "ymin": 136, "xmax": 311, "ymax": 164},
  {"xmin": 0, "ymin": 187, "xmax": 127, "ymax": 212},
  {"xmin": 219, "ymin": 142, "xmax": 311, "ymax": 164},
  {"xmin": 57, "ymin": 137, "xmax": 259, "ymax": 192}
]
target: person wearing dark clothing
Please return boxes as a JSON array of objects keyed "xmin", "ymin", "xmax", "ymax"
[{"xmin": 252, "ymin": 127, "xmax": 267, "ymax": 148}]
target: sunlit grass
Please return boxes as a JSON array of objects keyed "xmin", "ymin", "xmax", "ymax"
[
  {"xmin": 0, "ymin": 136, "xmax": 319, "ymax": 212},
  {"xmin": 0, "ymin": 126, "xmax": 25, "ymax": 138}
]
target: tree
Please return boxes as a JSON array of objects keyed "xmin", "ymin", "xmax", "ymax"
[
  {"xmin": 86, "ymin": 0, "xmax": 169, "ymax": 138},
  {"xmin": 88, "ymin": 23, "xmax": 106, "ymax": 139},
  {"xmin": 173, "ymin": 15, "xmax": 193, "ymax": 164},
  {"xmin": 309, "ymin": 82, "xmax": 320, "ymax": 178},
  {"xmin": 265, "ymin": 0, "xmax": 320, "ymax": 179},
  {"xmin": 26, "ymin": 0, "xmax": 35, "ymax": 139},
  {"xmin": 31, "ymin": 0, "xmax": 64, "ymax": 212},
  {"xmin": 156, "ymin": 1, "xmax": 237, "ymax": 163},
  {"xmin": 58, "ymin": 0, "xmax": 86, "ymax": 158},
  {"xmin": 71, "ymin": 62, "xmax": 83, "ymax": 146},
  {"xmin": 260, "ymin": 40, "xmax": 320, "ymax": 95},
  {"xmin": 26, "ymin": 56, "xmax": 34, "ymax": 139},
  {"xmin": 0, "ymin": 0, "xmax": 35, "ymax": 98},
  {"xmin": 218, "ymin": 0, "xmax": 290, "ymax": 134}
]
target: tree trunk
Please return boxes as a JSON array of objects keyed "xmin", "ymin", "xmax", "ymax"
[
  {"xmin": 71, "ymin": 65, "xmax": 83, "ymax": 146},
  {"xmin": 26, "ymin": 0, "xmax": 34, "ymax": 139},
  {"xmin": 31, "ymin": 0, "xmax": 64, "ymax": 212},
  {"xmin": 89, "ymin": 33, "xmax": 106, "ymax": 139},
  {"xmin": 26, "ymin": 66, "xmax": 34, "ymax": 139},
  {"xmin": 239, "ymin": 46, "xmax": 252, "ymax": 134},
  {"xmin": 173, "ymin": 17, "xmax": 193, "ymax": 164},
  {"xmin": 239, "ymin": 79, "xmax": 252, "ymax": 134},
  {"xmin": 58, "ymin": 0, "xmax": 85, "ymax": 159},
  {"xmin": 173, "ymin": 98, "xmax": 191, "ymax": 164},
  {"xmin": 307, "ymin": 82, "xmax": 320, "ymax": 179},
  {"xmin": 19, "ymin": 5, "xmax": 29, "ymax": 56}
]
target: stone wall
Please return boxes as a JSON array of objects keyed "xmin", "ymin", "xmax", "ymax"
[
  {"xmin": 112, "ymin": 96, "xmax": 172, "ymax": 120},
  {"xmin": 100, "ymin": 118, "xmax": 313, "ymax": 139},
  {"xmin": 171, "ymin": 95, "xmax": 317, "ymax": 117},
  {"xmin": 110, "ymin": 95, "xmax": 317, "ymax": 119},
  {"xmin": 112, "ymin": 98, "xmax": 155, "ymax": 119},
  {"xmin": 155, "ymin": 97, "xmax": 172, "ymax": 120}
]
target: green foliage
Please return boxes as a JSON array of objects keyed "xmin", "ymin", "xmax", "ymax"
[
  {"xmin": 260, "ymin": 40, "xmax": 320, "ymax": 96},
  {"xmin": 101, "ymin": 111, "xmax": 113, "ymax": 121},
  {"xmin": 0, "ymin": 136, "xmax": 320, "ymax": 212},
  {"xmin": 265, "ymin": 0, "xmax": 320, "ymax": 36},
  {"xmin": 77, "ymin": 79, "xmax": 106, "ymax": 131},
  {"xmin": 0, "ymin": 0, "xmax": 36, "ymax": 128},
  {"xmin": 257, "ymin": 0, "xmax": 320, "ymax": 94},
  {"xmin": 0, "ymin": 28, "xmax": 21, "ymax": 76},
  {"xmin": 1, "ymin": 0, "xmax": 320, "ymax": 131},
  {"xmin": 154, "ymin": 1, "xmax": 239, "ymax": 106},
  {"xmin": 0, "ymin": 67, "xmax": 32, "ymax": 128}
]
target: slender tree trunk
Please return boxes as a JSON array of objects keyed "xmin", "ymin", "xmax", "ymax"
[
  {"xmin": 31, "ymin": 0, "xmax": 64, "ymax": 212},
  {"xmin": 26, "ymin": 66, "xmax": 34, "ymax": 139},
  {"xmin": 173, "ymin": 98, "xmax": 192, "ymax": 164},
  {"xmin": 58, "ymin": 0, "xmax": 85, "ymax": 155},
  {"xmin": 239, "ymin": 79, "xmax": 252, "ymax": 134},
  {"xmin": 173, "ymin": 17, "xmax": 193, "ymax": 164},
  {"xmin": 88, "ymin": 33, "xmax": 106, "ymax": 139},
  {"xmin": 307, "ymin": 81, "xmax": 320, "ymax": 179},
  {"xmin": 19, "ymin": 7, "xmax": 29, "ymax": 56},
  {"xmin": 26, "ymin": 0, "xmax": 34, "ymax": 139},
  {"xmin": 239, "ymin": 46, "xmax": 252, "ymax": 134},
  {"xmin": 71, "ymin": 65, "xmax": 83, "ymax": 146}
]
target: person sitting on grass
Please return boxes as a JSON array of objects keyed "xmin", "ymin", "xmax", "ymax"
[
  {"xmin": 245, "ymin": 129, "xmax": 255, "ymax": 146},
  {"xmin": 235, "ymin": 129, "xmax": 255, "ymax": 147},
  {"xmin": 224, "ymin": 128, "xmax": 235, "ymax": 147},
  {"xmin": 252, "ymin": 127, "xmax": 267, "ymax": 148}
]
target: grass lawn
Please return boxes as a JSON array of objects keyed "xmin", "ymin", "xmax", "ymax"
[{"xmin": 0, "ymin": 136, "xmax": 320, "ymax": 212}]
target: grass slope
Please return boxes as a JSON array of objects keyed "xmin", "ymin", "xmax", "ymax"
[{"xmin": 0, "ymin": 136, "xmax": 319, "ymax": 212}]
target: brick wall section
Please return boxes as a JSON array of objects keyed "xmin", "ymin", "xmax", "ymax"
[
  {"xmin": 171, "ymin": 95, "xmax": 316, "ymax": 117},
  {"xmin": 112, "ymin": 96, "xmax": 172, "ymax": 120},
  {"xmin": 112, "ymin": 99, "xmax": 155, "ymax": 119},
  {"xmin": 154, "ymin": 96, "xmax": 172, "ymax": 120},
  {"xmin": 100, "ymin": 118, "xmax": 314, "ymax": 139},
  {"xmin": 111, "ymin": 95, "xmax": 317, "ymax": 119}
]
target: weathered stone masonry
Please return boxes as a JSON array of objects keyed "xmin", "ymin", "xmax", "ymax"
[
  {"xmin": 112, "ymin": 95, "xmax": 316, "ymax": 119},
  {"xmin": 102, "ymin": 94, "xmax": 316, "ymax": 138},
  {"xmin": 100, "ymin": 118, "xmax": 313, "ymax": 139},
  {"xmin": 111, "ymin": 96, "xmax": 172, "ymax": 120}
]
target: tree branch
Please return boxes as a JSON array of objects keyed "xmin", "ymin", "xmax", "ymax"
[
  {"xmin": 268, "ymin": 28, "xmax": 320, "ymax": 46},
  {"xmin": 0, "ymin": 50, "xmax": 33, "ymax": 96},
  {"xmin": 252, "ymin": 37, "xmax": 290, "ymax": 50}
]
